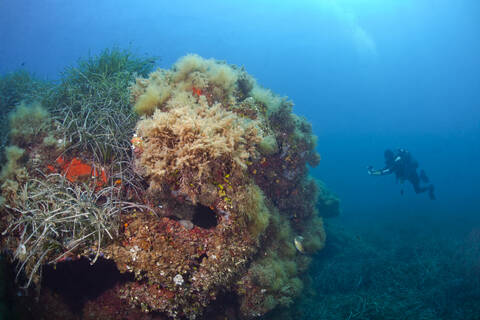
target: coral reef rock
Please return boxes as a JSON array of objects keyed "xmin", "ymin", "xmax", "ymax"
[{"xmin": 0, "ymin": 53, "xmax": 339, "ymax": 320}]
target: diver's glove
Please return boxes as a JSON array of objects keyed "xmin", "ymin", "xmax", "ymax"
[{"xmin": 367, "ymin": 166, "xmax": 374, "ymax": 175}]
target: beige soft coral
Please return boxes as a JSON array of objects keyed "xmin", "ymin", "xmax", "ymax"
[{"xmin": 136, "ymin": 95, "xmax": 260, "ymax": 202}]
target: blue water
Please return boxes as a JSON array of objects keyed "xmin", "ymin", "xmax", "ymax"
[{"xmin": 1, "ymin": 0, "xmax": 480, "ymax": 319}]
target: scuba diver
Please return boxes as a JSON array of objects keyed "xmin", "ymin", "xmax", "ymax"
[{"xmin": 368, "ymin": 148, "xmax": 436, "ymax": 200}]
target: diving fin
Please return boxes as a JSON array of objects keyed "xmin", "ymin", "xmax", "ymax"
[{"xmin": 429, "ymin": 185, "xmax": 436, "ymax": 200}]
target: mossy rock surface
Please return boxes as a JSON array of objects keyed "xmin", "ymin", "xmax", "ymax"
[{"xmin": 0, "ymin": 51, "xmax": 336, "ymax": 320}]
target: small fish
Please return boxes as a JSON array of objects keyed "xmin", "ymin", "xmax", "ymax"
[{"xmin": 294, "ymin": 236, "xmax": 305, "ymax": 253}]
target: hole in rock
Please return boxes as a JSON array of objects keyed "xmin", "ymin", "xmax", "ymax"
[
  {"xmin": 192, "ymin": 204, "xmax": 218, "ymax": 229},
  {"xmin": 41, "ymin": 257, "xmax": 134, "ymax": 313}
]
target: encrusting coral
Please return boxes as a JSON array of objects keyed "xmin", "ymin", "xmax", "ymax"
[{"xmin": 0, "ymin": 50, "xmax": 339, "ymax": 320}]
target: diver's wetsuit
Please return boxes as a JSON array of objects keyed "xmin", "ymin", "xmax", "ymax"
[{"xmin": 368, "ymin": 149, "xmax": 436, "ymax": 200}]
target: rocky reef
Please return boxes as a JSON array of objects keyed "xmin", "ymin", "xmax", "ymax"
[{"xmin": 0, "ymin": 49, "xmax": 339, "ymax": 319}]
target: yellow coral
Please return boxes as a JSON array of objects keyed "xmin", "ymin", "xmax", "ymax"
[
  {"xmin": 173, "ymin": 54, "xmax": 210, "ymax": 82},
  {"xmin": 0, "ymin": 145, "xmax": 25, "ymax": 181},
  {"xmin": 302, "ymin": 216, "xmax": 326, "ymax": 253},
  {"xmin": 133, "ymin": 85, "xmax": 161, "ymax": 116},
  {"xmin": 233, "ymin": 184, "xmax": 271, "ymax": 238},
  {"xmin": 8, "ymin": 101, "xmax": 51, "ymax": 146}
]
